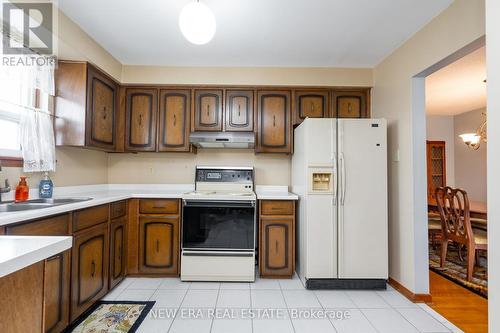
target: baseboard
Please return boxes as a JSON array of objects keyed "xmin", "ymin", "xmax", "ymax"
[{"xmin": 388, "ymin": 277, "xmax": 432, "ymax": 303}]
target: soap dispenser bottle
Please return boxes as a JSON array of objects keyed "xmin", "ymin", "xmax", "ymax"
[
  {"xmin": 15, "ymin": 176, "xmax": 29, "ymax": 202},
  {"xmin": 39, "ymin": 172, "xmax": 53, "ymax": 198}
]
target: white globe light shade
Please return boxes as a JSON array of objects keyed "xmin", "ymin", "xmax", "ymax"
[{"xmin": 179, "ymin": 1, "xmax": 216, "ymax": 45}]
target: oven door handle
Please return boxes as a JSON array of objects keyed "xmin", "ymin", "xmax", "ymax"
[{"xmin": 183, "ymin": 200, "xmax": 255, "ymax": 208}]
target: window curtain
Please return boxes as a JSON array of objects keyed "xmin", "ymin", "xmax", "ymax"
[{"xmin": 0, "ymin": 58, "xmax": 56, "ymax": 172}]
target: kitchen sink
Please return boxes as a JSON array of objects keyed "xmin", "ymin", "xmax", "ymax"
[{"xmin": 0, "ymin": 197, "xmax": 93, "ymax": 212}]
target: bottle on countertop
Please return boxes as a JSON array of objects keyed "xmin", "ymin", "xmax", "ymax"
[
  {"xmin": 15, "ymin": 176, "xmax": 29, "ymax": 202},
  {"xmin": 39, "ymin": 172, "xmax": 53, "ymax": 199}
]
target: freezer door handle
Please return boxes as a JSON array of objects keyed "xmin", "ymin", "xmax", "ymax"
[
  {"xmin": 340, "ymin": 152, "xmax": 346, "ymax": 205},
  {"xmin": 333, "ymin": 153, "xmax": 338, "ymax": 205}
]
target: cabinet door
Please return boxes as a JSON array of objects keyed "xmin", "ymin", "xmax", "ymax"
[
  {"xmin": 193, "ymin": 89, "xmax": 223, "ymax": 131},
  {"xmin": 293, "ymin": 90, "xmax": 329, "ymax": 125},
  {"xmin": 139, "ymin": 216, "xmax": 179, "ymax": 275},
  {"xmin": 158, "ymin": 89, "xmax": 191, "ymax": 152},
  {"xmin": 225, "ymin": 90, "xmax": 254, "ymax": 131},
  {"xmin": 44, "ymin": 251, "xmax": 71, "ymax": 333},
  {"xmin": 71, "ymin": 223, "xmax": 109, "ymax": 321},
  {"xmin": 426, "ymin": 141, "xmax": 446, "ymax": 202},
  {"xmin": 125, "ymin": 88, "xmax": 158, "ymax": 152},
  {"xmin": 256, "ymin": 90, "xmax": 291, "ymax": 153},
  {"xmin": 260, "ymin": 217, "xmax": 294, "ymax": 277},
  {"xmin": 110, "ymin": 217, "xmax": 126, "ymax": 289},
  {"xmin": 86, "ymin": 64, "xmax": 118, "ymax": 150},
  {"xmin": 332, "ymin": 89, "xmax": 369, "ymax": 118}
]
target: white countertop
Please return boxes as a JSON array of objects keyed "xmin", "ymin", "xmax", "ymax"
[
  {"xmin": 0, "ymin": 184, "xmax": 298, "ymax": 226},
  {"xmin": 255, "ymin": 186, "xmax": 299, "ymax": 200},
  {"xmin": 0, "ymin": 235, "xmax": 72, "ymax": 278}
]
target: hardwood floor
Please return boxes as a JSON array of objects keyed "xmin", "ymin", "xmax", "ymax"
[{"xmin": 428, "ymin": 270, "xmax": 488, "ymax": 333}]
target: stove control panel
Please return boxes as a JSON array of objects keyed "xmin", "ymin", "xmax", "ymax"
[{"xmin": 196, "ymin": 167, "xmax": 254, "ymax": 184}]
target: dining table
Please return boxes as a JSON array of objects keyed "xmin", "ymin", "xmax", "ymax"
[{"xmin": 428, "ymin": 199, "xmax": 487, "ymax": 229}]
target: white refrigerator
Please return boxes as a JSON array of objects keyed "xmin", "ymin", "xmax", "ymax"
[{"xmin": 292, "ymin": 118, "xmax": 388, "ymax": 289}]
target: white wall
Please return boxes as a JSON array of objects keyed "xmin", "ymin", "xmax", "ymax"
[
  {"xmin": 486, "ymin": 0, "xmax": 500, "ymax": 330},
  {"xmin": 373, "ymin": 0, "xmax": 485, "ymax": 294},
  {"xmin": 454, "ymin": 108, "xmax": 487, "ymax": 202},
  {"xmin": 426, "ymin": 115, "xmax": 455, "ymax": 186}
]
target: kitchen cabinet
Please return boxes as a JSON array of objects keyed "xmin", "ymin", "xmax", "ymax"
[
  {"xmin": 193, "ymin": 89, "xmax": 223, "ymax": 131},
  {"xmin": 256, "ymin": 90, "xmax": 292, "ymax": 153},
  {"xmin": 5, "ymin": 214, "xmax": 71, "ymax": 333},
  {"xmin": 259, "ymin": 200, "xmax": 295, "ymax": 278},
  {"xmin": 138, "ymin": 216, "xmax": 179, "ymax": 275},
  {"xmin": 110, "ymin": 216, "xmax": 126, "ymax": 289},
  {"xmin": 331, "ymin": 89, "xmax": 370, "ymax": 118},
  {"xmin": 426, "ymin": 141, "xmax": 446, "ymax": 203},
  {"xmin": 71, "ymin": 222, "xmax": 109, "ymax": 321},
  {"xmin": 224, "ymin": 90, "xmax": 254, "ymax": 131},
  {"xmin": 293, "ymin": 89, "xmax": 330, "ymax": 125},
  {"xmin": 55, "ymin": 61, "xmax": 121, "ymax": 152},
  {"xmin": 0, "ymin": 262, "xmax": 44, "ymax": 333},
  {"xmin": 125, "ymin": 87, "xmax": 158, "ymax": 152},
  {"xmin": 158, "ymin": 89, "xmax": 191, "ymax": 151}
]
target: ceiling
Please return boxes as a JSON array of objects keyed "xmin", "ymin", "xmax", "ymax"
[
  {"xmin": 426, "ymin": 47, "xmax": 486, "ymax": 116},
  {"xmin": 58, "ymin": 0, "xmax": 453, "ymax": 67}
]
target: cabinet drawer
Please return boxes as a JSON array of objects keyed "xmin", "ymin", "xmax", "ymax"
[
  {"xmin": 260, "ymin": 200, "xmax": 294, "ymax": 216},
  {"xmin": 73, "ymin": 204, "xmax": 109, "ymax": 232},
  {"xmin": 6, "ymin": 214, "xmax": 69, "ymax": 236},
  {"xmin": 111, "ymin": 200, "xmax": 127, "ymax": 219},
  {"xmin": 139, "ymin": 199, "xmax": 179, "ymax": 215}
]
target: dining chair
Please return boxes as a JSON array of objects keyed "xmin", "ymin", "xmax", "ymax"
[
  {"xmin": 435, "ymin": 186, "xmax": 487, "ymax": 281},
  {"xmin": 428, "ymin": 212, "xmax": 441, "ymax": 249}
]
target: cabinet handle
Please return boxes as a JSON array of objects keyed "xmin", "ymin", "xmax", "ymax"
[
  {"xmin": 311, "ymin": 104, "xmax": 314, "ymax": 112},
  {"xmin": 273, "ymin": 115, "xmax": 276, "ymax": 127},
  {"xmin": 91, "ymin": 260, "xmax": 96, "ymax": 277},
  {"xmin": 275, "ymin": 240, "xmax": 279, "ymax": 253},
  {"xmin": 138, "ymin": 114, "xmax": 143, "ymax": 126},
  {"xmin": 156, "ymin": 240, "xmax": 160, "ymax": 253},
  {"xmin": 238, "ymin": 104, "xmax": 241, "ymax": 116},
  {"xmin": 102, "ymin": 107, "xmax": 107, "ymax": 120},
  {"xmin": 173, "ymin": 114, "xmax": 176, "ymax": 126},
  {"xmin": 207, "ymin": 104, "xmax": 210, "ymax": 117},
  {"xmin": 152, "ymin": 205, "xmax": 165, "ymax": 209},
  {"xmin": 348, "ymin": 103, "xmax": 352, "ymax": 113},
  {"xmin": 118, "ymin": 245, "xmax": 122, "ymax": 261}
]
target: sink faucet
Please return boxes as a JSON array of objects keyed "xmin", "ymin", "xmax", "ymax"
[{"xmin": 0, "ymin": 164, "xmax": 12, "ymax": 203}]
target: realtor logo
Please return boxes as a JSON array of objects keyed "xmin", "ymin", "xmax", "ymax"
[{"xmin": 2, "ymin": 1, "xmax": 53, "ymax": 55}]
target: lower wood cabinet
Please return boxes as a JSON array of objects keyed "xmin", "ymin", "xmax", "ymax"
[
  {"xmin": 5, "ymin": 214, "xmax": 71, "ymax": 333},
  {"xmin": 109, "ymin": 216, "xmax": 126, "ymax": 289},
  {"xmin": 259, "ymin": 200, "xmax": 295, "ymax": 278},
  {"xmin": 71, "ymin": 223, "xmax": 109, "ymax": 321},
  {"xmin": 138, "ymin": 216, "xmax": 179, "ymax": 275}
]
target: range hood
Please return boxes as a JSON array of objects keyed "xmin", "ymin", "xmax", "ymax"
[{"xmin": 189, "ymin": 132, "xmax": 255, "ymax": 149}]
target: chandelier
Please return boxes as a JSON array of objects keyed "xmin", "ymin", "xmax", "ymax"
[{"xmin": 459, "ymin": 112, "xmax": 487, "ymax": 150}]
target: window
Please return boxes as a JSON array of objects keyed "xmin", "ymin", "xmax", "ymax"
[{"xmin": 0, "ymin": 72, "xmax": 50, "ymax": 159}]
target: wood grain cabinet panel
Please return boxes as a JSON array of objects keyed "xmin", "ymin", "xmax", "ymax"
[
  {"xmin": 256, "ymin": 90, "xmax": 291, "ymax": 153},
  {"xmin": 193, "ymin": 89, "xmax": 223, "ymax": 131},
  {"xmin": 260, "ymin": 217, "xmax": 294, "ymax": 277},
  {"xmin": 125, "ymin": 88, "xmax": 158, "ymax": 151},
  {"xmin": 71, "ymin": 223, "xmax": 109, "ymax": 321},
  {"xmin": 139, "ymin": 199, "xmax": 179, "ymax": 215},
  {"xmin": 110, "ymin": 216, "xmax": 126, "ymax": 289},
  {"xmin": 139, "ymin": 216, "xmax": 179, "ymax": 275},
  {"xmin": 158, "ymin": 89, "xmax": 191, "ymax": 151},
  {"xmin": 293, "ymin": 90, "xmax": 329, "ymax": 125},
  {"xmin": 332, "ymin": 89, "xmax": 370, "ymax": 118},
  {"xmin": 224, "ymin": 90, "xmax": 254, "ymax": 131},
  {"xmin": 55, "ymin": 61, "xmax": 121, "ymax": 152}
]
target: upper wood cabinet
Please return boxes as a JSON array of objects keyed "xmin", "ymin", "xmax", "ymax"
[
  {"xmin": 293, "ymin": 90, "xmax": 330, "ymax": 125},
  {"xmin": 55, "ymin": 61, "xmax": 121, "ymax": 152},
  {"xmin": 125, "ymin": 88, "xmax": 158, "ymax": 152},
  {"xmin": 193, "ymin": 89, "xmax": 223, "ymax": 131},
  {"xmin": 331, "ymin": 89, "xmax": 370, "ymax": 118},
  {"xmin": 256, "ymin": 90, "xmax": 292, "ymax": 154},
  {"xmin": 224, "ymin": 90, "xmax": 254, "ymax": 131},
  {"xmin": 158, "ymin": 89, "xmax": 191, "ymax": 152}
]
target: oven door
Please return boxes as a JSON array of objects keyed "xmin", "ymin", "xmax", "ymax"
[{"xmin": 182, "ymin": 200, "xmax": 256, "ymax": 251}]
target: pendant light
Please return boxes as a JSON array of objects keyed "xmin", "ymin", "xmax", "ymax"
[{"xmin": 179, "ymin": 0, "xmax": 216, "ymax": 45}]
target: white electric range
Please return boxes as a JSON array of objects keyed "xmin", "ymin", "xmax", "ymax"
[{"xmin": 180, "ymin": 166, "xmax": 256, "ymax": 282}]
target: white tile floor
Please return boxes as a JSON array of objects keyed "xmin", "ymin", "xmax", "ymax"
[{"xmin": 102, "ymin": 273, "xmax": 463, "ymax": 333}]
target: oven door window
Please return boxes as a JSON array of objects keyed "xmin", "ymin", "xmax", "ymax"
[{"xmin": 183, "ymin": 203, "xmax": 255, "ymax": 250}]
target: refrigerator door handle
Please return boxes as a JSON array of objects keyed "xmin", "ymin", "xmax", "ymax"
[
  {"xmin": 340, "ymin": 152, "xmax": 346, "ymax": 205},
  {"xmin": 333, "ymin": 153, "xmax": 337, "ymax": 205}
]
